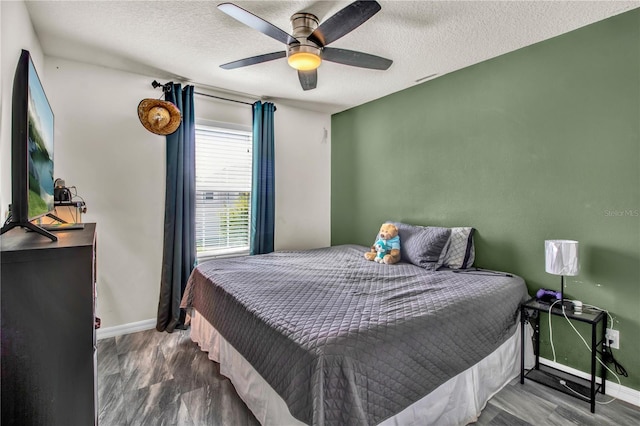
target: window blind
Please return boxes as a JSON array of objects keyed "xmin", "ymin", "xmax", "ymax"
[{"xmin": 195, "ymin": 125, "xmax": 252, "ymax": 260}]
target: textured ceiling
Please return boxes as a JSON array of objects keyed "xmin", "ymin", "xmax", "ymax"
[{"xmin": 26, "ymin": 1, "xmax": 640, "ymax": 114}]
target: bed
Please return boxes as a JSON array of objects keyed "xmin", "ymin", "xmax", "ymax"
[{"xmin": 181, "ymin": 238, "xmax": 532, "ymax": 425}]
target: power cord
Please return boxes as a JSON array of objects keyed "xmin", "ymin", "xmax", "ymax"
[
  {"xmin": 548, "ymin": 300, "xmax": 559, "ymax": 361},
  {"xmin": 601, "ymin": 342, "xmax": 628, "ymax": 378},
  {"xmin": 68, "ymin": 186, "xmax": 87, "ymax": 211},
  {"xmin": 558, "ymin": 379, "xmax": 592, "ymax": 400},
  {"xmin": 65, "ymin": 186, "xmax": 87, "ymax": 216},
  {"xmin": 582, "ymin": 303, "xmax": 628, "ymax": 379},
  {"xmin": 547, "ymin": 301, "xmax": 626, "ymax": 405},
  {"xmin": 3, "ymin": 212, "xmax": 12, "ymax": 227}
]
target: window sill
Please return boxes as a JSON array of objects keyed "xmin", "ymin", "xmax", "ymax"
[{"xmin": 197, "ymin": 248, "xmax": 250, "ymax": 263}]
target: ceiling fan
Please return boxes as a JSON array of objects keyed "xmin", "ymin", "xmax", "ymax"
[{"xmin": 217, "ymin": 1, "xmax": 393, "ymax": 91}]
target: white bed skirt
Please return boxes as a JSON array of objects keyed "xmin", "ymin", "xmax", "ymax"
[{"xmin": 190, "ymin": 310, "xmax": 534, "ymax": 426}]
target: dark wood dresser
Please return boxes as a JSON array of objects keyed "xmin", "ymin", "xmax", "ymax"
[{"xmin": 1, "ymin": 223, "xmax": 97, "ymax": 425}]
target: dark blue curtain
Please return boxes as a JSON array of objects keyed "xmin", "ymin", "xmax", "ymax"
[
  {"xmin": 250, "ymin": 101, "xmax": 276, "ymax": 255},
  {"xmin": 156, "ymin": 83, "xmax": 196, "ymax": 332}
]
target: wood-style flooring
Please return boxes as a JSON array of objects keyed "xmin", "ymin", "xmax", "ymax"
[{"xmin": 97, "ymin": 328, "xmax": 640, "ymax": 425}]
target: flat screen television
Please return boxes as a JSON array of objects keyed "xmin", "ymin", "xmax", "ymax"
[{"xmin": 0, "ymin": 49, "xmax": 57, "ymax": 241}]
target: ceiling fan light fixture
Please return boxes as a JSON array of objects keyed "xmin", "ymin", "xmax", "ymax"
[
  {"xmin": 217, "ymin": 2, "xmax": 392, "ymax": 90},
  {"xmin": 286, "ymin": 12, "xmax": 322, "ymax": 71},
  {"xmin": 288, "ymin": 51, "xmax": 321, "ymax": 71}
]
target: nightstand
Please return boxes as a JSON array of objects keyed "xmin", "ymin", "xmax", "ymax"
[{"xmin": 520, "ymin": 298, "xmax": 607, "ymax": 413}]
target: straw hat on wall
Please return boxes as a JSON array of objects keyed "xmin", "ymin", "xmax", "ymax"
[{"xmin": 137, "ymin": 99, "xmax": 181, "ymax": 135}]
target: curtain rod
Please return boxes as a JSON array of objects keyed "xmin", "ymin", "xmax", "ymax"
[
  {"xmin": 195, "ymin": 91, "xmax": 254, "ymax": 106},
  {"xmin": 151, "ymin": 80, "xmax": 255, "ymax": 107}
]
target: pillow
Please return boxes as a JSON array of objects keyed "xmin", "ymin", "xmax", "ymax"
[
  {"xmin": 442, "ymin": 227, "xmax": 475, "ymax": 269},
  {"xmin": 390, "ymin": 222, "xmax": 451, "ymax": 270}
]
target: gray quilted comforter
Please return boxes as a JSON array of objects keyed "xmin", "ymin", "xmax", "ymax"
[{"xmin": 181, "ymin": 245, "xmax": 528, "ymax": 425}]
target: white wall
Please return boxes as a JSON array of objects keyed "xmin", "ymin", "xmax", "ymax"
[
  {"xmin": 274, "ymin": 104, "xmax": 331, "ymax": 250},
  {"xmin": 42, "ymin": 58, "xmax": 166, "ymax": 328},
  {"xmin": 41, "ymin": 57, "xmax": 331, "ymax": 328},
  {"xmin": 1, "ymin": 0, "xmax": 45, "ymax": 220}
]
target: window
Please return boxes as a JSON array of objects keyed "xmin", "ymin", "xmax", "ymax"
[{"xmin": 195, "ymin": 124, "xmax": 252, "ymax": 261}]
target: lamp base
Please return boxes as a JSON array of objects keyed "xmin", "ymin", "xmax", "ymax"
[
  {"xmin": 558, "ymin": 275, "xmax": 573, "ymax": 311},
  {"xmin": 559, "ymin": 299, "xmax": 575, "ymax": 311}
]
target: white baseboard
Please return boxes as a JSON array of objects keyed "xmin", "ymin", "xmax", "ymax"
[
  {"xmin": 540, "ymin": 357, "xmax": 640, "ymax": 407},
  {"xmin": 96, "ymin": 318, "xmax": 156, "ymax": 340}
]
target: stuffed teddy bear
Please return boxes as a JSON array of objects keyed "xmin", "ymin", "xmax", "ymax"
[{"xmin": 364, "ymin": 223, "xmax": 401, "ymax": 264}]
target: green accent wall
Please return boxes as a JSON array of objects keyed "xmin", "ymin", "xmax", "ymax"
[{"xmin": 332, "ymin": 10, "xmax": 640, "ymax": 391}]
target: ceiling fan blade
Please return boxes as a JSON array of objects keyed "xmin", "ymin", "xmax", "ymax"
[
  {"xmin": 307, "ymin": 1, "xmax": 381, "ymax": 47},
  {"xmin": 220, "ymin": 51, "xmax": 287, "ymax": 69},
  {"xmin": 322, "ymin": 47, "xmax": 392, "ymax": 70},
  {"xmin": 218, "ymin": 3, "xmax": 297, "ymax": 45},
  {"xmin": 298, "ymin": 70, "xmax": 317, "ymax": 91}
]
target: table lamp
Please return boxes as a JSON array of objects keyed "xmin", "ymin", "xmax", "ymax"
[{"xmin": 545, "ymin": 240, "xmax": 579, "ymax": 309}]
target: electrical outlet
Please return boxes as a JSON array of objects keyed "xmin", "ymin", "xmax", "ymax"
[{"xmin": 606, "ymin": 328, "xmax": 620, "ymax": 350}]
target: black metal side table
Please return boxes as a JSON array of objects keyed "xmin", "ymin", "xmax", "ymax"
[{"xmin": 520, "ymin": 298, "xmax": 607, "ymax": 413}]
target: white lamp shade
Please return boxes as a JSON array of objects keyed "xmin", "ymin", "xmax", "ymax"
[{"xmin": 545, "ymin": 240, "xmax": 579, "ymax": 276}]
